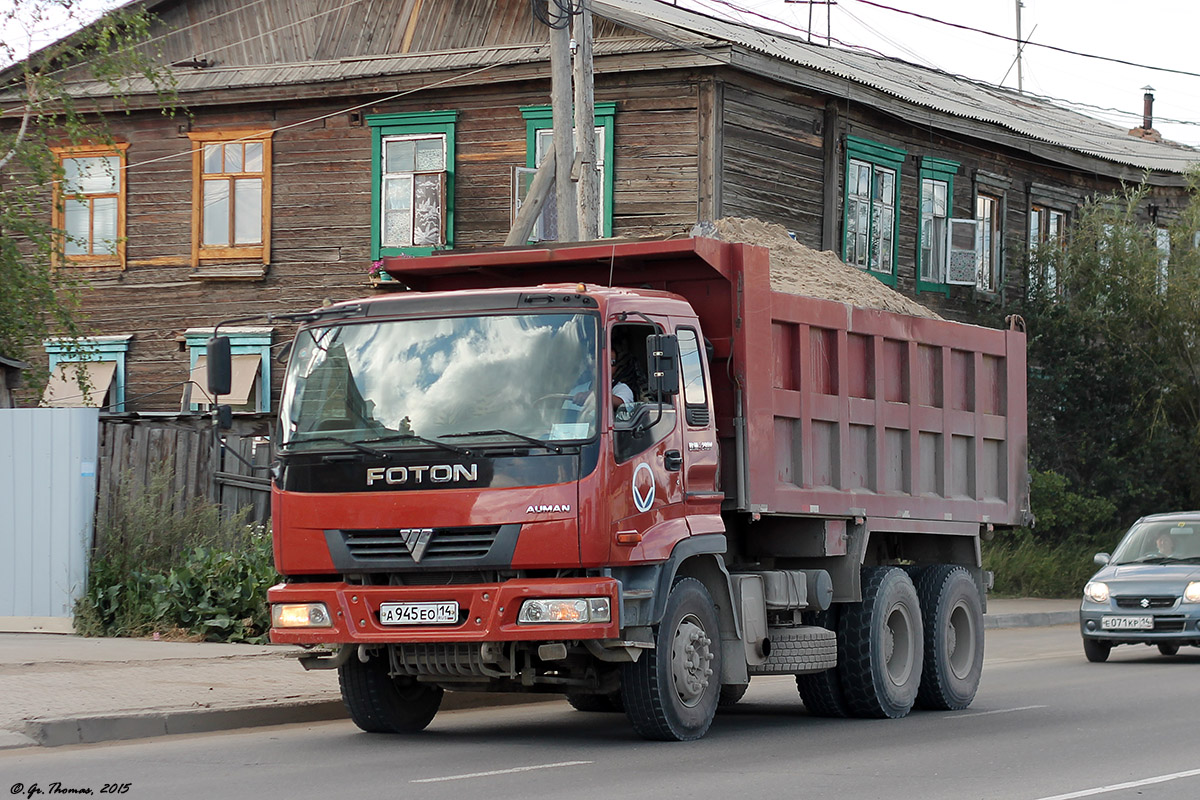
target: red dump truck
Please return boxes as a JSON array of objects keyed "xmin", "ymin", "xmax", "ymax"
[{"xmin": 252, "ymin": 237, "xmax": 1028, "ymax": 741}]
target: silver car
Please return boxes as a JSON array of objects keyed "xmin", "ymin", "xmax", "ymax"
[{"xmin": 1079, "ymin": 512, "xmax": 1200, "ymax": 662}]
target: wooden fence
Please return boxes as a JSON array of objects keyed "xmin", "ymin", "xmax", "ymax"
[{"xmin": 96, "ymin": 413, "xmax": 274, "ymax": 536}]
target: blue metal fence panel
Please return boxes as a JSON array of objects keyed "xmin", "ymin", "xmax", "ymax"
[{"xmin": 0, "ymin": 408, "xmax": 98, "ymax": 627}]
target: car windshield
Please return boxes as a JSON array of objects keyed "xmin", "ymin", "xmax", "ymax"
[
  {"xmin": 279, "ymin": 312, "xmax": 599, "ymax": 450},
  {"xmin": 1110, "ymin": 520, "xmax": 1200, "ymax": 564}
]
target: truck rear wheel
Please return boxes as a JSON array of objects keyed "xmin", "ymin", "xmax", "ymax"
[
  {"xmin": 621, "ymin": 577, "xmax": 722, "ymax": 741},
  {"xmin": 913, "ymin": 565, "xmax": 984, "ymax": 710},
  {"xmin": 839, "ymin": 566, "xmax": 922, "ymax": 719},
  {"xmin": 339, "ymin": 653, "xmax": 443, "ymax": 733},
  {"xmin": 565, "ymin": 692, "xmax": 624, "ymax": 712},
  {"xmin": 795, "ymin": 605, "xmax": 850, "ymax": 718}
]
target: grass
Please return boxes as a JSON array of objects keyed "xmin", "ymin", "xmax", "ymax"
[{"xmin": 983, "ymin": 529, "xmax": 1119, "ymax": 598}]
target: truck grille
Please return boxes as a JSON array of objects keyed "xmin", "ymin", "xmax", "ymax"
[
  {"xmin": 344, "ymin": 526, "xmax": 499, "ymax": 562},
  {"xmin": 1114, "ymin": 596, "xmax": 1177, "ymax": 609},
  {"xmin": 325, "ymin": 524, "xmax": 522, "ymax": 571}
]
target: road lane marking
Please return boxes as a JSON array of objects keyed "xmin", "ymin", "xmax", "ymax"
[
  {"xmin": 411, "ymin": 761, "xmax": 594, "ymax": 783},
  {"xmin": 1035, "ymin": 767, "xmax": 1200, "ymax": 800},
  {"xmin": 949, "ymin": 704, "xmax": 1047, "ymax": 718}
]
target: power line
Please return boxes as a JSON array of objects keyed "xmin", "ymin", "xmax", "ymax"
[{"xmin": 849, "ymin": 0, "xmax": 1200, "ymax": 80}]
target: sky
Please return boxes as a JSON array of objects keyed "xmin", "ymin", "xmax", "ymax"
[
  {"xmin": 4, "ymin": 0, "xmax": 1200, "ymax": 147},
  {"xmin": 674, "ymin": 0, "xmax": 1200, "ymax": 147}
]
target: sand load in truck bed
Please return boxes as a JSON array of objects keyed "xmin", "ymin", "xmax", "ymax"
[{"xmin": 693, "ymin": 217, "xmax": 942, "ymax": 320}]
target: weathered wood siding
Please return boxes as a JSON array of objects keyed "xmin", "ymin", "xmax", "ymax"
[
  {"xmin": 148, "ymin": 0, "xmax": 627, "ymax": 65},
  {"xmin": 719, "ymin": 78, "xmax": 825, "ymax": 244},
  {"xmin": 66, "ymin": 67, "xmax": 703, "ymax": 411}
]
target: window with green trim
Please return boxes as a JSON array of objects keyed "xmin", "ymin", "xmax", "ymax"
[
  {"xmin": 520, "ymin": 103, "xmax": 616, "ymax": 241},
  {"xmin": 367, "ymin": 111, "xmax": 457, "ymax": 258},
  {"xmin": 843, "ymin": 136, "xmax": 905, "ymax": 284},
  {"xmin": 917, "ymin": 157, "xmax": 960, "ymax": 292}
]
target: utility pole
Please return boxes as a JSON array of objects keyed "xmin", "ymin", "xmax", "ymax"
[
  {"xmin": 574, "ymin": 1, "xmax": 599, "ymax": 240},
  {"xmin": 1015, "ymin": 0, "xmax": 1023, "ymax": 93},
  {"xmin": 549, "ymin": 0, "xmax": 578, "ymax": 242}
]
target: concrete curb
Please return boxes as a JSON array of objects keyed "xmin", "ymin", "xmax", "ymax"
[
  {"xmin": 20, "ymin": 692, "xmax": 562, "ymax": 749},
  {"xmin": 984, "ymin": 611, "xmax": 1078, "ymax": 629}
]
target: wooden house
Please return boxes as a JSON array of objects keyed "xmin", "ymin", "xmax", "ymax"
[{"xmin": 3, "ymin": 0, "xmax": 1195, "ymax": 413}]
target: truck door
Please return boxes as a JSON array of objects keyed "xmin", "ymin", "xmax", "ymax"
[{"xmin": 607, "ymin": 320, "xmax": 685, "ymax": 551}]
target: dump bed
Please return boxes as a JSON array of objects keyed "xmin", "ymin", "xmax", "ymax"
[{"xmin": 384, "ymin": 236, "xmax": 1029, "ymax": 529}]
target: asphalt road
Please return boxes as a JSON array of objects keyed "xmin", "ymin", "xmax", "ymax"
[{"xmin": 3, "ymin": 625, "xmax": 1198, "ymax": 800}]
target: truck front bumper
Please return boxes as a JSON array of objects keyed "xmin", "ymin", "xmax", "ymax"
[{"xmin": 268, "ymin": 577, "xmax": 621, "ymax": 645}]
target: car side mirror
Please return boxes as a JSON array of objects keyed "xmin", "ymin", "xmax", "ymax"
[
  {"xmin": 207, "ymin": 335, "xmax": 233, "ymax": 397},
  {"xmin": 1094, "ymin": 552, "xmax": 1111, "ymax": 566},
  {"xmin": 646, "ymin": 334, "xmax": 679, "ymax": 396}
]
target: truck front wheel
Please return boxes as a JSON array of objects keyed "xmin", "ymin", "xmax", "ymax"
[
  {"xmin": 338, "ymin": 653, "xmax": 443, "ymax": 733},
  {"xmin": 621, "ymin": 577, "xmax": 722, "ymax": 741},
  {"xmin": 839, "ymin": 566, "xmax": 923, "ymax": 719},
  {"xmin": 913, "ymin": 565, "xmax": 984, "ymax": 710}
]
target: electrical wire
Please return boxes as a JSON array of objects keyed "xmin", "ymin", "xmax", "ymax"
[{"xmin": 848, "ymin": 0, "xmax": 1200, "ymax": 80}]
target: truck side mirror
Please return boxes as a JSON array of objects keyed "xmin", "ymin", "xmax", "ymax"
[
  {"xmin": 207, "ymin": 335, "xmax": 233, "ymax": 397},
  {"xmin": 647, "ymin": 334, "xmax": 680, "ymax": 396}
]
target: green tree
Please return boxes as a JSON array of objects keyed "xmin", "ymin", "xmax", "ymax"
[
  {"xmin": 0, "ymin": 1, "xmax": 175, "ymax": 379},
  {"xmin": 1020, "ymin": 176, "xmax": 1200, "ymax": 539}
]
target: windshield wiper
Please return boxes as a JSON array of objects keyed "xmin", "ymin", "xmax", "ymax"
[
  {"xmin": 359, "ymin": 433, "xmax": 474, "ymax": 456},
  {"xmin": 440, "ymin": 429, "xmax": 563, "ymax": 454},
  {"xmin": 281, "ymin": 436, "xmax": 388, "ymax": 457}
]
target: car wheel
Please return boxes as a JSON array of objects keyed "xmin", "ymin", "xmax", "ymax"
[
  {"xmin": 1082, "ymin": 638, "xmax": 1112, "ymax": 663},
  {"xmin": 1158, "ymin": 642, "xmax": 1180, "ymax": 656}
]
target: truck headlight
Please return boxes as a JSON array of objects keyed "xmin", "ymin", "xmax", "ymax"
[
  {"xmin": 1184, "ymin": 582, "xmax": 1200, "ymax": 603},
  {"xmin": 1084, "ymin": 582, "xmax": 1110, "ymax": 604},
  {"xmin": 517, "ymin": 597, "xmax": 611, "ymax": 624},
  {"xmin": 272, "ymin": 603, "xmax": 333, "ymax": 628}
]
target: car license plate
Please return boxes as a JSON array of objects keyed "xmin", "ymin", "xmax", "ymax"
[
  {"xmin": 379, "ymin": 601, "xmax": 459, "ymax": 626},
  {"xmin": 1101, "ymin": 615, "xmax": 1153, "ymax": 630}
]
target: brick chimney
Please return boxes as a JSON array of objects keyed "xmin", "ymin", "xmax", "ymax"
[{"xmin": 1129, "ymin": 86, "xmax": 1162, "ymax": 141}]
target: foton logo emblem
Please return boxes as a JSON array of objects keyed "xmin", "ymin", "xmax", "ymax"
[
  {"xmin": 397, "ymin": 528, "xmax": 434, "ymax": 562},
  {"xmin": 366, "ymin": 465, "xmax": 478, "ymax": 486}
]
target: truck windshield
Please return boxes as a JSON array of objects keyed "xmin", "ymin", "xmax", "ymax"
[{"xmin": 279, "ymin": 312, "xmax": 599, "ymax": 450}]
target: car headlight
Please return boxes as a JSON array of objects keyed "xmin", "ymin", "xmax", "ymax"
[
  {"xmin": 517, "ymin": 597, "xmax": 611, "ymax": 624},
  {"xmin": 272, "ymin": 603, "xmax": 333, "ymax": 628},
  {"xmin": 1084, "ymin": 582, "xmax": 1110, "ymax": 603},
  {"xmin": 1184, "ymin": 582, "xmax": 1200, "ymax": 603}
]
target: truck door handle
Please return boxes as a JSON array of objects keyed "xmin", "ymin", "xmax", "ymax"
[{"xmin": 664, "ymin": 450, "xmax": 683, "ymax": 471}]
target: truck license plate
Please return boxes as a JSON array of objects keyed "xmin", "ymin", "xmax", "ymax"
[
  {"xmin": 1101, "ymin": 615, "xmax": 1153, "ymax": 630},
  {"xmin": 379, "ymin": 601, "xmax": 459, "ymax": 625}
]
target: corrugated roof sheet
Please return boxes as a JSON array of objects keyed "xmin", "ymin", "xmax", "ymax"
[
  {"xmin": 8, "ymin": 0, "xmax": 1192, "ymax": 173},
  {"xmin": 590, "ymin": 0, "xmax": 1197, "ymax": 173}
]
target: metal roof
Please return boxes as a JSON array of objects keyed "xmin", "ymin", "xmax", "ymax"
[{"xmin": 6, "ymin": 0, "xmax": 1193, "ymax": 174}]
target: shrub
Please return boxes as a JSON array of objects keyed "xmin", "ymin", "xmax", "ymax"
[{"xmin": 75, "ymin": 466, "xmax": 278, "ymax": 643}]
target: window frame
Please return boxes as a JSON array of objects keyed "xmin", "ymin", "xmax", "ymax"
[
  {"xmin": 367, "ymin": 110, "xmax": 458, "ymax": 259},
  {"xmin": 51, "ymin": 142, "xmax": 129, "ymax": 269},
  {"xmin": 43, "ymin": 335, "xmax": 132, "ymax": 411},
  {"xmin": 916, "ymin": 156, "xmax": 960, "ymax": 295},
  {"xmin": 187, "ymin": 129, "xmax": 274, "ymax": 268},
  {"xmin": 974, "ymin": 191, "xmax": 1004, "ymax": 295},
  {"xmin": 842, "ymin": 136, "xmax": 906, "ymax": 286},
  {"xmin": 183, "ymin": 327, "xmax": 273, "ymax": 413},
  {"xmin": 520, "ymin": 102, "xmax": 617, "ymax": 240}
]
